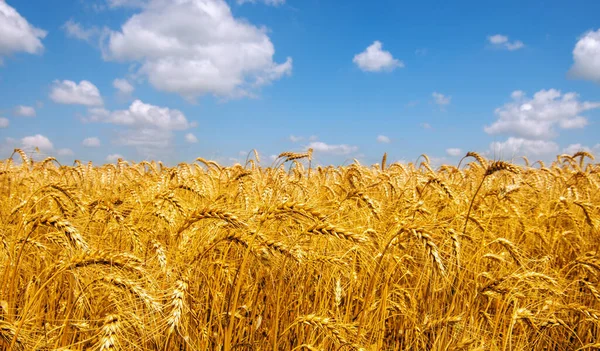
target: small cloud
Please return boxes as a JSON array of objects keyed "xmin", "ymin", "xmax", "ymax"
[
  {"xmin": 405, "ymin": 100, "xmax": 419, "ymax": 107},
  {"xmin": 487, "ymin": 34, "xmax": 525, "ymax": 51},
  {"xmin": 106, "ymin": 154, "xmax": 124, "ymax": 162},
  {"xmin": 420, "ymin": 122, "xmax": 432, "ymax": 129},
  {"xmin": 569, "ymin": 29, "xmax": 600, "ymax": 84},
  {"xmin": 82, "ymin": 137, "xmax": 101, "ymax": 147},
  {"xmin": 309, "ymin": 135, "xmax": 318, "ymax": 141},
  {"xmin": 50, "ymin": 80, "xmax": 103, "ymax": 106},
  {"xmin": 237, "ymin": 0, "xmax": 285, "ymax": 5},
  {"xmin": 353, "ymin": 41, "xmax": 404, "ymax": 72},
  {"xmin": 562, "ymin": 143, "xmax": 591, "ymax": 155},
  {"xmin": 21, "ymin": 134, "xmax": 53, "ymax": 151},
  {"xmin": 86, "ymin": 100, "xmax": 190, "ymax": 130},
  {"xmin": 107, "ymin": 0, "xmax": 147, "ymax": 8},
  {"xmin": 113, "ymin": 78, "xmax": 134, "ymax": 96},
  {"xmin": 446, "ymin": 148, "xmax": 462, "ymax": 157},
  {"xmin": 185, "ymin": 133, "xmax": 198, "ymax": 143},
  {"xmin": 62, "ymin": 20, "xmax": 100, "ymax": 42},
  {"xmin": 376, "ymin": 135, "xmax": 391, "ymax": 143},
  {"xmin": 289, "ymin": 135, "xmax": 303, "ymax": 143},
  {"xmin": 14, "ymin": 105, "xmax": 36, "ymax": 117},
  {"xmin": 432, "ymin": 92, "xmax": 451, "ymax": 107},
  {"xmin": 57, "ymin": 148, "xmax": 74, "ymax": 156},
  {"xmin": 490, "ymin": 137, "xmax": 559, "ymax": 157},
  {"xmin": 307, "ymin": 141, "xmax": 358, "ymax": 155},
  {"xmin": 0, "ymin": 117, "xmax": 8, "ymax": 128}
]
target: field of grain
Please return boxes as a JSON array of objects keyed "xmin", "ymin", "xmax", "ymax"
[{"xmin": 0, "ymin": 149, "xmax": 599, "ymax": 350}]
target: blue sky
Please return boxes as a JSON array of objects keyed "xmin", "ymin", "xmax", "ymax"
[{"xmin": 1, "ymin": 0, "xmax": 599, "ymax": 166}]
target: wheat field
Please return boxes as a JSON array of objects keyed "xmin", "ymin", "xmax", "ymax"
[{"xmin": 1, "ymin": 149, "xmax": 599, "ymax": 350}]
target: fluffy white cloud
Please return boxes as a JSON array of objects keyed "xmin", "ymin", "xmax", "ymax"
[
  {"xmin": 102, "ymin": 0, "xmax": 292, "ymax": 99},
  {"xmin": 307, "ymin": 141, "xmax": 358, "ymax": 155},
  {"xmin": 484, "ymin": 89, "xmax": 600, "ymax": 139},
  {"xmin": 57, "ymin": 148, "xmax": 74, "ymax": 156},
  {"xmin": 21, "ymin": 134, "xmax": 53, "ymax": 151},
  {"xmin": 88, "ymin": 99, "xmax": 190, "ymax": 130},
  {"xmin": 432, "ymin": 92, "xmax": 451, "ymax": 106},
  {"xmin": 376, "ymin": 135, "xmax": 391, "ymax": 143},
  {"xmin": 353, "ymin": 41, "xmax": 403, "ymax": 72},
  {"xmin": 113, "ymin": 78, "xmax": 134, "ymax": 95},
  {"xmin": 289, "ymin": 135, "xmax": 303, "ymax": 143},
  {"xmin": 487, "ymin": 34, "xmax": 525, "ymax": 51},
  {"xmin": 185, "ymin": 133, "xmax": 198, "ymax": 143},
  {"xmin": 237, "ymin": 0, "xmax": 285, "ymax": 5},
  {"xmin": 0, "ymin": 117, "xmax": 8, "ymax": 128},
  {"xmin": 569, "ymin": 29, "xmax": 600, "ymax": 84},
  {"xmin": 87, "ymin": 100, "xmax": 192, "ymax": 156},
  {"xmin": 50, "ymin": 80, "xmax": 104, "ymax": 106},
  {"xmin": 490, "ymin": 137, "xmax": 559, "ymax": 157},
  {"xmin": 14, "ymin": 105, "xmax": 36, "ymax": 117},
  {"xmin": 106, "ymin": 153, "xmax": 124, "ymax": 162},
  {"xmin": 446, "ymin": 148, "xmax": 462, "ymax": 157},
  {"xmin": 82, "ymin": 137, "xmax": 101, "ymax": 147},
  {"xmin": 0, "ymin": 2, "xmax": 46, "ymax": 60}
]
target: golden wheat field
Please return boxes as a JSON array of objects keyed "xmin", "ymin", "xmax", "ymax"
[{"xmin": 1, "ymin": 148, "xmax": 599, "ymax": 350}]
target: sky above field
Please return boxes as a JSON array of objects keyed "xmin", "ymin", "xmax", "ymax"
[{"xmin": 1, "ymin": 0, "xmax": 600, "ymax": 166}]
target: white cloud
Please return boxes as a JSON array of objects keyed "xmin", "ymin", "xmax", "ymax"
[
  {"xmin": 307, "ymin": 141, "xmax": 358, "ymax": 155},
  {"xmin": 376, "ymin": 135, "xmax": 391, "ymax": 143},
  {"xmin": 309, "ymin": 135, "xmax": 318, "ymax": 141},
  {"xmin": 0, "ymin": 117, "xmax": 8, "ymax": 128},
  {"xmin": 237, "ymin": 0, "xmax": 285, "ymax": 5},
  {"xmin": 563, "ymin": 143, "xmax": 591, "ymax": 155},
  {"xmin": 569, "ymin": 29, "xmax": 600, "ymax": 84},
  {"xmin": 57, "ymin": 148, "xmax": 74, "ymax": 156},
  {"xmin": 289, "ymin": 135, "xmax": 303, "ymax": 143},
  {"xmin": 116, "ymin": 128, "xmax": 172, "ymax": 156},
  {"xmin": 432, "ymin": 92, "xmax": 451, "ymax": 106},
  {"xmin": 62, "ymin": 20, "xmax": 100, "ymax": 42},
  {"xmin": 490, "ymin": 137, "xmax": 559, "ymax": 157},
  {"xmin": 107, "ymin": 0, "xmax": 147, "ymax": 7},
  {"xmin": 113, "ymin": 78, "xmax": 134, "ymax": 95},
  {"xmin": 420, "ymin": 122, "xmax": 431, "ymax": 129},
  {"xmin": 14, "ymin": 105, "xmax": 36, "ymax": 117},
  {"xmin": 185, "ymin": 133, "xmax": 198, "ymax": 143},
  {"xmin": 0, "ymin": 2, "xmax": 46, "ymax": 60},
  {"xmin": 106, "ymin": 153, "xmax": 124, "ymax": 162},
  {"xmin": 446, "ymin": 148, "xmax": 462, "ymax": 157},
  {"xmin": 102, "ymin": 0, "xmax": 292, "ymax": 100},
  {"xmin": 87, "ymin": 99, "xmax": 190, "ymax": 130},
  {"xmin": 484, "ymin": 89, "xmax": 600, "ymax": 140},
  {"xmin": 488, "ymin": 34, "xmax": 508, "ymax": 45},
  {"xmin": 353, "ymin": 41, "xmax": 403, "ymax": 72},
  {"xmin": 50, "ymin": 80, "xmax": 104, "ymax": 106},
  {"xmin": 21, "ymin": 134, "xmax": 53, "ymax": 151},
  {"xmin": 487, "ymin": 34, "xmax": 525, "ymax": 51},
  {"xmin": 82, "ymin": 137, "xmax": 101, "ymax": 147}
]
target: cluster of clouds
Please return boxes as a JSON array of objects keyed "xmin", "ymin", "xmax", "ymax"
[
  {"xmin": 1, "ymin": 0, "xmax": 600, "ymax": 163},
  {"xmin": 485, "ymin": 89, "xmax": 600, "ymax": 157}
]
